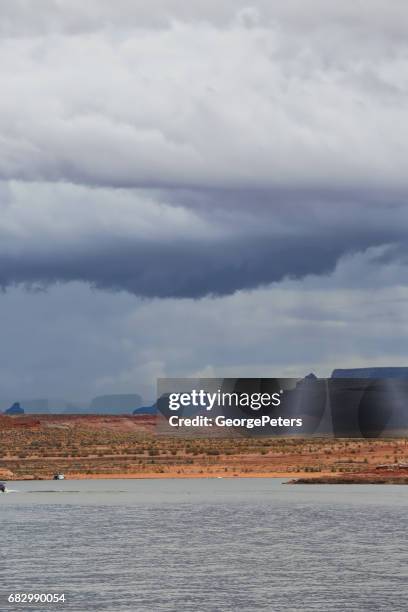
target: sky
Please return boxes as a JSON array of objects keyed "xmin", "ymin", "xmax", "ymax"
[{"xmin": 1, "ymin": 1, "xmax": 408, "ymax": 403}]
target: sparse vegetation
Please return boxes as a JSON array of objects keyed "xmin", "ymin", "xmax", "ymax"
[{"xmin": 1, "ymin": 414, "xmax": 408, "ymax": 480}]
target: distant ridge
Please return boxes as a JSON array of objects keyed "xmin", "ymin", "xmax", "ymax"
[
  {"xmin": 331, "ymin": 367, "xmax": 408, "ymax": 379},
  {"xmin": 89, "ymin": 394, "xmax": 142, "ymax": 414}
]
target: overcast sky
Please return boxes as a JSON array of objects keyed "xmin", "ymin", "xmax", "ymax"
[{"xmin": 1, "ymin": 1, "xmax": 408, "ymax": 402}]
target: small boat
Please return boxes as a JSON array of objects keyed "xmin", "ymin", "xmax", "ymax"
[
  {"xmin": 0, "ymin": 482, "xmax": 7, "ymax": 493},
  {"xmin": 53, "ymin": 473, "xmax": 65, "ymax": 480}
]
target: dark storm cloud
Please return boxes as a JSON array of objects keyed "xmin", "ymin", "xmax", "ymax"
[
  {"xmin": 0, "ymin": 235, "xmax": 390, "ymax": 297},
  {"xmin": 0, "ymin": 1, "xmax": 408, "ymax": 296},
  {"xmin": 2, "ymin": 1, "xmax": 408, "ymax": 400},
  {"xmin": 1, "ymin": 232, "xmax": 339, "ymax": 297},
  {"xmin": 0, "ymin": 183, "xmax": 407, "ymax": 297}
]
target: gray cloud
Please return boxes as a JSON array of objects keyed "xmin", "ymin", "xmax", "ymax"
[
  {"xmin": 1, "ymin": 1, "xmax": 408, "ymax": 38},
  {"xmin": 0, "ymin": 3, "xmax": 407, "ymax": 311},
  {"xmin": 1, "ymin": 2, "xmax": 408, "ymax": 191}
]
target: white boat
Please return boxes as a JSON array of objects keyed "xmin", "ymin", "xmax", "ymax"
[{"xmin": 53, "ymin": 473, "xmax": 65, "ymax": 480}]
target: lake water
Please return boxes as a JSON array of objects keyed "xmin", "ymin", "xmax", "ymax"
[{"xmin": 2, "ymin": 478, "xmax": 408, "ymax": 611}]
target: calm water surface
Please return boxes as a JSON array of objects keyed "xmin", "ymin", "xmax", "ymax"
[{"xmin": 1, "ymin": 478, "xmax": 408, "ymax": 611}]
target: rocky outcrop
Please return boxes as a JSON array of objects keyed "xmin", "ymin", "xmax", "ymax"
[
  {"xmin": 287, "ymin": 474, "xmax": 408, "ymax": 484},
  {"xmin": 5, "ymin": 402, "xmax": 24, "ymax": 415}
]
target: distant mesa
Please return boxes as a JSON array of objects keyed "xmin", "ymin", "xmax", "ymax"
[
  {"xmin": 62, "ymin": 402, "xmax": 87, "ymax": 414},
  {"xmin": 5, "ymin": 402, "xmax": 24, "ymax": 415},
  {"xmin": 133, "ymin": 404, "xmax": 157, "ymax": 416},
  {"xmin": 20, "ymin": 399, "xmax": 49, "ymax": 413},
  {"xmin": 89, "ymin": 394, "xmax": 142, "ymax": 414},
  {"xmin": 331, "ymin": 368, "xmax": 408, "ymax": 379}
]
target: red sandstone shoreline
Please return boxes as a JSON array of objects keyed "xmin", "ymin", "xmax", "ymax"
[{"xmin": 7, "ymin": 470, "xmax": 408, "ymax": 483}]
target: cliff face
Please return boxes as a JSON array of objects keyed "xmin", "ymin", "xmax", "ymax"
[{"xmin": 332, "ymin": 368, "xmax": 408, "ymax": 378}]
